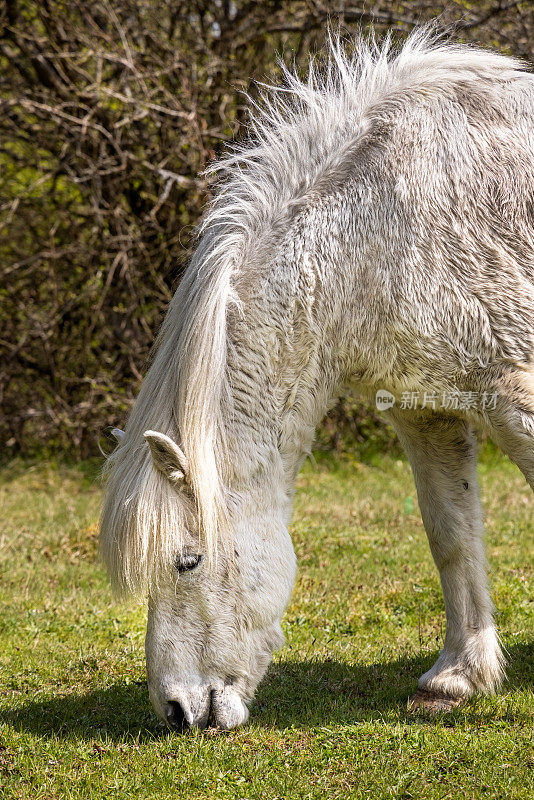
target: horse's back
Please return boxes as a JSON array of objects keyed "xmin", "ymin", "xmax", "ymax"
[{"xmin": 360, "ymin": 67, "xmax": 534, "ymax": 376}]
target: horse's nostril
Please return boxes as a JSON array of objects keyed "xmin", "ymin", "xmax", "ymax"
[{"xmin": 165, "ymin": 700, "xmax": 189, "ymax": 731}]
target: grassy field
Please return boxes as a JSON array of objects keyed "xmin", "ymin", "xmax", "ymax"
[{"xmin": 0, "ymin": 447, "xmax": 532, "ymax": 799}]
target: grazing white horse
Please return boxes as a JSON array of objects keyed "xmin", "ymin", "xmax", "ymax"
[{"xmin": 100, "ymin": 29, "xmax": 534, "ymax": 730}]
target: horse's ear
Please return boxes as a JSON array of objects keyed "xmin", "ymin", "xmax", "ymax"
[
  {"xmin": 144, "ymin": 430, "xmax": 188, "ymax": 484},
  {"xmin": 111, "ymin": 428, "xmax": 125, "ymax": 443}
]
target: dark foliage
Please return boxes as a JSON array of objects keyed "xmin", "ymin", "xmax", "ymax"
[{"xmin": 1, "ymin": 1, "xmax": 532, "ymax": 456}]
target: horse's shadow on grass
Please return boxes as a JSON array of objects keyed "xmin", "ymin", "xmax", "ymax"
[{"xmin": 5, "ymin": 643, "xmax": 533, "ymax": 742}]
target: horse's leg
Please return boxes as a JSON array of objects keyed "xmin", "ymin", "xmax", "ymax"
[
  {"xmin": 483, "ymin": 375, "xmax": 534, "ymax": 490},
  {"xmin": 386, "ymin": 410, "xmax": 505, "ymax": 711}
]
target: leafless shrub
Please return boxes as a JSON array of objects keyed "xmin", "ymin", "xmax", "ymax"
[{"xmin": 1, "ymin": 1, "xmax": 532, "ymax": 456}]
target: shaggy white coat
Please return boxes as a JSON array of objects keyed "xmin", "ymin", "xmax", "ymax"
[{"xmin": 100, "ymin": 28, "xmax": 534, "ymax": 729}]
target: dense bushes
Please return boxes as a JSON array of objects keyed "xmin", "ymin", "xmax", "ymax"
[{"xmin": 1, "ymin": 1, "xmax": 533, "ymax": 456}]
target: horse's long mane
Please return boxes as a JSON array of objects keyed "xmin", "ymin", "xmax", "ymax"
[{"xmin": 100, "ymin": 27, "xmax": 526, "ymax": 596}]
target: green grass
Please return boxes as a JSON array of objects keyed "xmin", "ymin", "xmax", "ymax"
[{"xmin": 0, "ymin": 448, "xmax": 532, "ymax": 799}]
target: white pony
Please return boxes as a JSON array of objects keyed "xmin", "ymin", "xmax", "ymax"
[{"xmin": 100, "ymin": 28, "xmax": 534, "ymax": 730}]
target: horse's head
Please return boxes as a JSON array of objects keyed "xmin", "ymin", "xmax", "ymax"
[{"xmin": 140, "ymin": 430, "xmax": 296, "ymax": 731}]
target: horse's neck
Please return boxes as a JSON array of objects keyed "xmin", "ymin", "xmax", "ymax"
[{"xmin": 224, "ymin": 291, "xmax": 339, "ymax": 491}]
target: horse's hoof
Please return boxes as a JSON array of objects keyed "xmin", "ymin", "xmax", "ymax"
[{"xmin": 408, "ymin": 688, "xmax": 465, "ymax": 714}]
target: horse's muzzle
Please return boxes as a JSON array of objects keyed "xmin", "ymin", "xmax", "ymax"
[
  {"xmin": 163, "ymin": 685, "xmax": 249, "ymax": 731},
  {"xmin": 165, "ymin": 699, "xmax": 198, "ymax": 731}
]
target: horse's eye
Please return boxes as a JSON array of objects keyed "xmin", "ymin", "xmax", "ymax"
[{"xmin": 175, "ymin": 553, "xmax": 202, "ymax": 573}]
